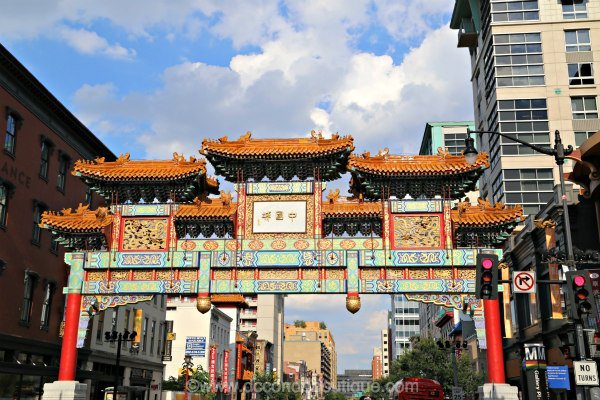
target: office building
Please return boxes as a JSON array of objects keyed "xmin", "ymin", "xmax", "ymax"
[
  {"xmin": 337, "ymin": 369, "xmax": 373, "ymax": 397},
  {"xmin": 420, "ymin": 121, "xmax": 476, "ymax": 156},
  {"xmin": 283, "ymin": 321, "xmax": 337, "ymax": 388},
  {"xmin": 284, "ymin": 330, "xmax": 332, "ymax": 397},
  {"xmin": 451, "ymin": 0, "xmax": 600, "ymax": 216},
  {"xmin": 0, "ymin": 43, "xmax": 114, "ymax": 398},
  {"xmin": 371, "ymin": 348, "xmax": 383, "ymax": 381},
  {"xmin": 84, "ymin": 297, "xmax": 167, "ymax": 399},
  {"xmin": 240, "ymin": 294, "xmax": 284, "ymax": 378},
  {"xmin": 380, "ymin": 329, "xmax": 390, "ymax": 377},
  {"xmin": 163, "ymin": 297, "xmax": 232, "ymax": 383},
  {"xmin": 389, "ymin": 295, "xmax": 420, "ymax": 360}
]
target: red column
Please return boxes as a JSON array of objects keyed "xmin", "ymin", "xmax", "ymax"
[
  {"xmin": 483, "ymin": 298, "xmax": 506, "ymax": 383},
  {"xmin": 58, "ymin": 292, "xmax": 82, "ymax": 380}
]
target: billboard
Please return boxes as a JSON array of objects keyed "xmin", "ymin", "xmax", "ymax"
[{"xmin": 185, "ymin": 336, "xmax": 207, "ymax": 357}]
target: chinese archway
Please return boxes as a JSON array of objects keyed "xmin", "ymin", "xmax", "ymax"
[{"xmin": 40, "ymin": 132, "xmax": 522, "ymax": 385}]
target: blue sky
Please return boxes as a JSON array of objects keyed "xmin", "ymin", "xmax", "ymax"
[{"xmin": 1, "ymin": 0, "xmax": 474, "ymax": 371}]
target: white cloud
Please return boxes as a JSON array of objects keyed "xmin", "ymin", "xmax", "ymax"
[
  {"xmin": 57, "ymin": 27, "xmax": 136, "ymax": 60},
  {"xmin": 373, "ymin": 0, "xmax": 453, "ymax": 40},
  {"xmin": 72, "ymin": 22, "xmax": 472, "ymax": 157}
]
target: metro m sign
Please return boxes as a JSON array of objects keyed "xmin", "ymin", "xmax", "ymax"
[{"xmin": 524, "ymin": 344, "xmax": 546, "ymax": 362}]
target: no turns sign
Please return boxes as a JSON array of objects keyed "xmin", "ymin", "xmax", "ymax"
[
  {"xmin": 513, "ymin": 271, "xmax": 536, "ymax": 294},
  {"xmin": 574, "ymin": 361, "xmax": 599, "ymax": 386}
]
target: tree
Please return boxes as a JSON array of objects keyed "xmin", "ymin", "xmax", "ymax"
[
  {"xmin": 324, "ymin": 391, "xmax": 346, "ymax": 400},
  {"xmin": 319, "ymin": 321, "xmax": 327, "ymax": 329},
  {"xmin": 456, "ymin": 353, "xmax": 485, "ymax": 396},
  {"xmin": 254, "ymin": 371, "xmax": 300, "ymax": 400},
  {"xmin": 162, "ymin": 365, "xmax": 212, "ymax": 393},
  {"xmin": 294, "ymin": 320, "xmax": 306, "ymax": 328},
  {"xmin": 367, "ymin": 337, "xmax": 483, "ymax": 399}
]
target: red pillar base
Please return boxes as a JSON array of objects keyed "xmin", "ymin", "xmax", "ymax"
[
  {"xmin": 483, "ymin": 298, "xmax": 506, "ymax": 384},
  {"xmin": 58, "ymin": 292, "xmax": 82, "ymax": 381},
  {"xmin": 43, "ymin": 380, "xmax": 87, "ymax": 400}
]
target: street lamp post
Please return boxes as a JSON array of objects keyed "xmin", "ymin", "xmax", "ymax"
[
  {"xmin": 464, "ymin": 129, "xmax": 574, "ymax": 262},
  {"xmin": 464, "ymin": 129, "xmax": 590, "ymax": 396},
  {"xmin": 437, "ymin": 340, "xmax": 467, "ymax": 393},
  {"xmin": 182, "ymin": 354, "xmax": 194, "ymax": 400},
  {"xmin": 104, "ymin": 329, "xmax": 138, "ymax": 400}
]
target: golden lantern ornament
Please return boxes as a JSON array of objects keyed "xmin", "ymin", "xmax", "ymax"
[
  {"xmin": 346, "ymin": 294, "xmax": 361, "ymax": 314},
  {"xmin": 196, "ymin": 295, "xmax": 212, "ymax": 313}
]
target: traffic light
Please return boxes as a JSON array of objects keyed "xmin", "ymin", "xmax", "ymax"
[
  {"xmin": 475, "ymin": 253, "xmax": 499, "ymax": 300},
  {"xmin": 566, "ymin": 270, "xmax": 598, "ymax": 320}
]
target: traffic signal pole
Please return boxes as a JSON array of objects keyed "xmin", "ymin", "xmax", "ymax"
[{"xmin": 483, "ymin": 298, "xmax": 506, "ymax": 384}]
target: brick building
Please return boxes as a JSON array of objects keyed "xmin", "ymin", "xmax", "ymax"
[{"xmin": 0, "ymin": 44, "xmax": 113, "ymax": 397}]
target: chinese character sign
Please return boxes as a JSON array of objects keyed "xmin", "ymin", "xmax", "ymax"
[
  {"xmin": 209, "ymin": 346, "xmax": 217, "ymax": 392},
  {"xmin": 252, "ymin": 201, "xmax": 307, "ymax": 233},
  {"xmin": 222, "ymin": 349, "xmax": 230, "ymax": 393}
]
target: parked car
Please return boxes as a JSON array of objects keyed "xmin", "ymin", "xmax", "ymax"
[{"xmin": 390, "ymin": 377, "xmax": 444, "ymax": 400}]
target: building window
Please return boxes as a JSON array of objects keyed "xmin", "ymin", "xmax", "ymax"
[
  {"xmin": 443, "ymin": 131, "xmax": 469, "ymax": 155},
  {"xmin": 0, "ymin": 182, "xmax": 8, "ymax": 227},
  {"xmin": 498, "ymin": 99, "xmax": 549, "ymax": 155},
  {"xmin": 39, "ymin": 138, "xmax": 53, "ymax": 180},
  {"xmin": 494, "ymin": 33, "xmax": 544, "ymax": 87},
  {"xmin": 568, "ymin": 63, "xmax": 594, "ymax": 85},
  {"xmin": 142, "ymin": 317, "xmax": 148, "ymax": 352},
  {"xmin": 572, "ymin": 96, "xmax": 598, "ymax": 119},
  {"xmin": 562, "ymin": 0, "xmax": 587, "ymax": 19},
  {"xmin": 57, "ymin": 154, "xmax": 70, "ymax": 193},
  {"xmin": 50, "ymin": 237, "xmax": 58, "ymax": 253},
  {"xmin": 32, "ymin": 202, "xmax": 46, "ymax": 244},
  {"xmin": 490, "ymin": 0, "xmax": 539, "ymax": 22},
  {"xmin": 158, "ymin": 323, "xmax": 164, "ymax": 356},
  {"xmin": 85, "ymin": 188, "xmax": 93, "ymax": 207},
  {"xmin": 4, "ymin": 111, "xmax": 21, "ymax": 155},
  {"xmin": 575, "ymin": 131, "xmax": 596, "ymax": 146},
  {"xmin": 20, "ymin": 272, "xmax": 38, "ymax": 324},
  {"xmin": 150, "ymin": 320, "xmax": 156, "ymax": 355},
  {"xmin": 111, "ymin": 308, "xmax": 119, "ymax": 331},
  {"xmin": 96, "ymin": 311, "xmax": 105, "ymax": 343},
  {"xmin": 40, "ymin": 281, "xmax": 55, "ymax": 330},
  {"xmin": 123, "ymin": 309, "xmax": 131, "ymax": 349},
  {"xmin": 565, "ymin": 29, "xmax": 591, "ymax": 52},
  {"xmin": 503, "ymin": 169, "xmax": 554, "ymax": 215}
]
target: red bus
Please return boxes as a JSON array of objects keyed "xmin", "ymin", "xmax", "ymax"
[{"xmin": 390, "ymin": 378, "xmax": 444, "ymax": 400}]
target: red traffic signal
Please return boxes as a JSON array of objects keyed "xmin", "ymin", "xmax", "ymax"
[
  {"xmin": 566, "ymin": 270, "xmax": 598, "ymax": 320},
  {"xmin": 475, "ymin": 254, "xmax": 499, "ymax": 300}
]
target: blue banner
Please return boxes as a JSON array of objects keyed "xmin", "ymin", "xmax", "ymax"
[{"xmin": 547, "ymin": 366, "xmax": 570, "ymax": 390}]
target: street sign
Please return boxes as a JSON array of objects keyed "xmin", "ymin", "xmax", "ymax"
[
  {"xmin": 513, "ymin": 271, "xmax": 536, "ymax": 293},
  {"xmin": 574, "ymin": 361, "xmax": 599, "ymax": 386},
  {"xmin": 185, "ymin": 336, "xmax": 207, "ymax": 357},
  {"xmin": 452, "ymin": 386, "xmax": 464, "ymax": 400},
  {"xmin": 547, "ymin": 366, "xmax": 570, "ymax": 390}
]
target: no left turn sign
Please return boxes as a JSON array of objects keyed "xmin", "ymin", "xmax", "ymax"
[{"xmin": 513, "ymin": 271, "xmax": 536, "ymax": 293}]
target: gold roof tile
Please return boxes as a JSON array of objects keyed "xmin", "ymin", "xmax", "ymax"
[
  {"xmin": 348, "ymin": 147, "xmax": 489, "ymax": 176},
  {"xmin": 40, "ymin": 204, "xmax": 113, "ymax": 232},
  {"xmin": 175, "ymin": 192, "xmax": 237, "ymax": 219},
  {"xmin": 451, "ymin": 198, "xmax": 523, "ymax": 226},
  {"xmin": 73, "ymin": 152, "xmax": 209, "ymax": 182},
  {"xmin": 201, "ymin": 131, "xmax": 354, "ymax": 159}
]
